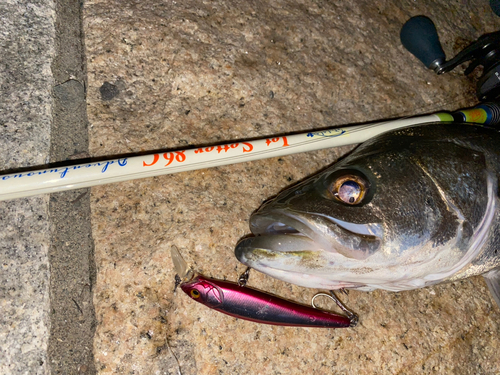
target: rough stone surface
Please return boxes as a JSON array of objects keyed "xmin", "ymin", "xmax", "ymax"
[
  {"xmin": 0, "ymin": 1, "xmax": 55, "ymax": 374},
  {"xmin": 84, "ymin": 1, "xmax": 500, "ymax": 374}
]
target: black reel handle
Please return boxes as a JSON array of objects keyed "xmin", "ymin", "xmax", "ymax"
[{"xmin": 400, "ymin": 16, "xmax": 446, "ymax": 73}]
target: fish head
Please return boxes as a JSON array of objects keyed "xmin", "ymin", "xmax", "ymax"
[{"xmin": 235, "ymin": 126, "xmax": 491, "ymax": 291}]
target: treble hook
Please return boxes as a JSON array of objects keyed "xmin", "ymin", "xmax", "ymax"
[
  {"xmin": 311, "ymin": 290, "xmax": 359, "ymax": 327},
  {"xmin": 339, "ymin": 288, "xmax": 349, "ymax": 296},
  {"xmin": 173, "ymin": 274, "xmax": 182, "ymax": 292},
  {"xmin": 238, "ymin": 267, "xmax": 251, "ymax": 287}
]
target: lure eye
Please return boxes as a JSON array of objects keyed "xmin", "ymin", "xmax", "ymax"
[
  {"xmin": 330, "ymin": 175, "xmax": 367, "ymax": 205},
  {"xmin": 190, "ymin": 289, "xmax": 201, "ymax": 299}
]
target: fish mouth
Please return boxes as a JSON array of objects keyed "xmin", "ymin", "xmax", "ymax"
[{"xmin": 235, "ymin": 209, "xmax": 383, "ymax": 289}]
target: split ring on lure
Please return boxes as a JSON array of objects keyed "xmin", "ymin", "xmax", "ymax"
[{"xmin": 171, "ymin": 246, "xmax": 357, "ymax": 328}]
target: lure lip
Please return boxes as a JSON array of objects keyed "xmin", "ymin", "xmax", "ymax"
[{"xmin": 170, "ymin": 245, "xmax": 195, "ymax": 282}]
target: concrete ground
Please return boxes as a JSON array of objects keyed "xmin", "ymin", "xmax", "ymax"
[{"xmin": 1, "ymin": 0, "xmax": 500, "ymax": 374}]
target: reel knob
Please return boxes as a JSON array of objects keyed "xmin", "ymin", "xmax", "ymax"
[{"xmin": 400, "ymin": 16, "xmax": 446, "ymax": 73}]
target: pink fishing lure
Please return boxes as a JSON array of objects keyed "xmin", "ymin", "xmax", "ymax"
[
  {"xmin": 178, "ymin": 273, "xmax": 354, "ymax": 328},
  {"xmin": 171, "ymin": 245, "xmax": 355, "ymax": 328}
]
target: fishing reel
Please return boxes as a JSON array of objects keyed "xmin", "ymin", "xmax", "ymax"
[{"xmin": 400, "ymin": 16, "xmax": 500, "ymax": 101}]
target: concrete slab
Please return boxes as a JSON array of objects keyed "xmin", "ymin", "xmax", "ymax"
[
  {"xmin": 1, "ymin": 1, "xmax": 95, "ymax": 374},
  {"xmin": 0, "ymin": 1, "xmax": 55, "ymax": 374},
  {"xmin": 2, "ymin": 0, "xmax": 500, "ymax": 374},
  {"xmin": 83, "ymin": 0, "xmax": 500, "ymax": 374}
]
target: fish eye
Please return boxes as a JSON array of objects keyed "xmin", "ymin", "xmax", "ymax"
[
  {"xmin": 190, "ymin": 289, "xmax": 201, "ymax": 299},
  {"xmin": 330, "ymin": 175, "xmax": 367, "ymax": 205}
]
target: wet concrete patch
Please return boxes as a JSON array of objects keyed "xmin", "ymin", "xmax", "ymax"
[{"xmin": 47, "ymin": 0, "xmax": 96, "ymax": 373}]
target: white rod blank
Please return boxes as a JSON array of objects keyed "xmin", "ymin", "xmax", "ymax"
[{"xmin": 0, "ymin": 114, "xmax": 443, "ymax": 201}]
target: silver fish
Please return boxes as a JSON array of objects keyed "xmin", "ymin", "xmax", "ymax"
[{"xmin": 235, "ymin": 123, "xmax": 500, "ymax": 308}]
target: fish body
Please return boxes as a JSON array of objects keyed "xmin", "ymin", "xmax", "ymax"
[
  {"xmin": 180, "ymin": 274, "xmax": 352, "ymax": 327},
  {"xmin": 235, "ymin": 123, "xmax": 500, "ymax": 307}
]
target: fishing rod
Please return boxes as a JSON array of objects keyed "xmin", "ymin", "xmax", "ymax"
[{"xmin": 0, "ymin": 103, "xmax": 499, "ymax": 202}]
